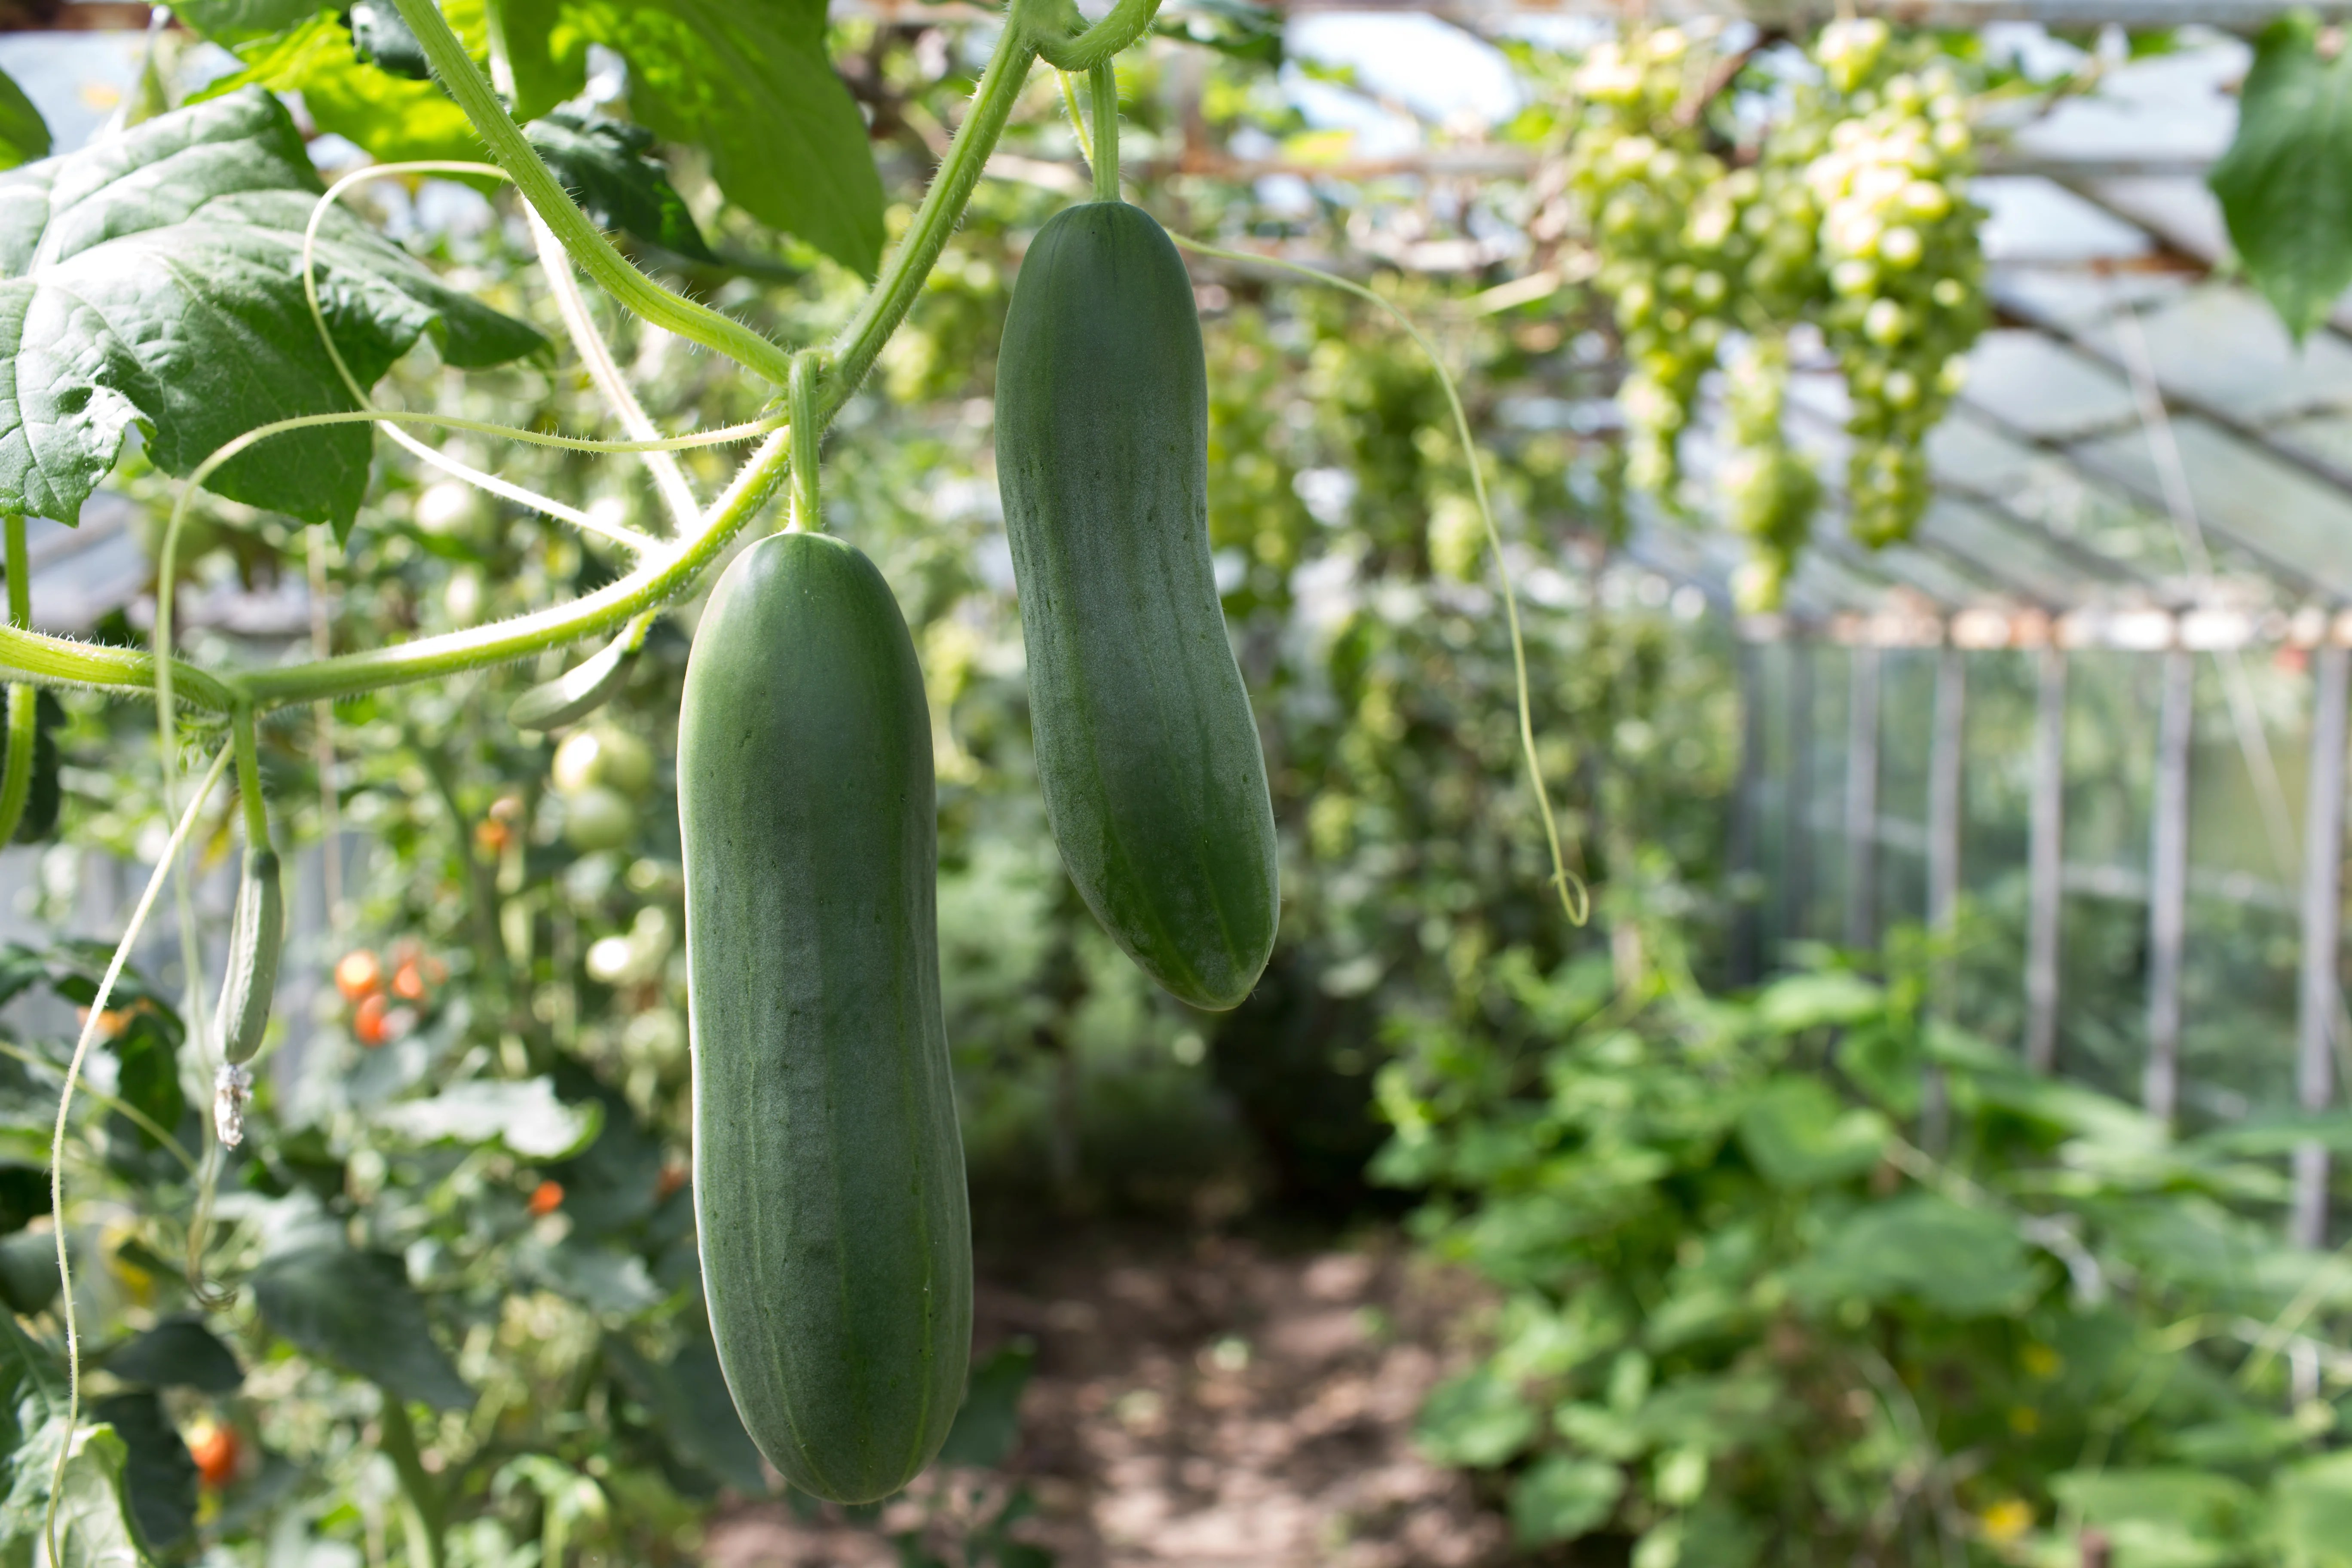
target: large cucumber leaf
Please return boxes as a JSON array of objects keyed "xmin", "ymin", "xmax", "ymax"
[
  {"xmin": 2210, "ymin": 11, "xmax": 2352, "ymax": 340},
  {"xmin": 554, "ymin": 0, "xmax": 882, "ymax": 276},
  {"xmin": 526, "ymin": 110, "xmax": 719, "ymax": 262},
  {"xmin": 251, "ymin": 1242, "xmax": 475, "ymax": 1410},
  {"xmin": 0, "ymin": 88, "xmax": 542, "ymax": 533},
  {"xmin": 193, "ymin": 7, "xmax": 491, "ymax": 167},
  {"xmin": 0, "ymin": 1318, "xmax": 151, "ymax": 1565}
]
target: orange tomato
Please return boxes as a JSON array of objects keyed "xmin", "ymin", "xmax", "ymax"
[
  {"xmin": 391, "ymin": 959, "xmax": 428, "ymax": 1002},
  {"xmin": 188, "ymin": 1423, "xmax": 239, "ymax": 1489},
  {"xmin": 353, "ymin": 992, "xmax": 391, "ymax": 1048},
  {"xmin": 527, "ymin": 1180, "xmax": 565, "ymax": 1217},
  {"xmin": 335, "ymin": 949, "xmax": 383, "ymax": 1002},
  {"xmin": 474, "ymin": 817, "xmax": 511, "ymax": 857},
  {"xmin": 655, "ymin": 1163, "xmax": 689, "ymax": 1202}
]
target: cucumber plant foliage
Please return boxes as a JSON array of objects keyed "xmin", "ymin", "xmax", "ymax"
[
  {"xmin": 0, "ymin": 88, "xmax": 542, "ymax": 532},
  {"xmin": 0, "ymin": 0, "xmax": 1598, "ymax": 1549}
]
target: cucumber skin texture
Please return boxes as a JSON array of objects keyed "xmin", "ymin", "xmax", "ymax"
[
  {"xmin": 994, "ymin": 200, "xmax": 1280, "ymax": 1011},
  {"xmin": 213, "ymin": 848, "xmax": 282, "ymax": 1067},
  {"xmin": 678, "ymin": 532, "xmax": 971, "ymax": 1505}
]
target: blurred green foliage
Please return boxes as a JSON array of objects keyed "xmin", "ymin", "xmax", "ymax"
[{"xmin": 1378, "ymin": 918, "xmax": 2352, "ymax": 1566}]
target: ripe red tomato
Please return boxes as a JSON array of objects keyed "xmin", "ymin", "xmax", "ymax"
[
  {"xmin": 353, "ymin": 992, "xmax": 391, "ymax": 1048},
  {"xmin": 188, "ymin": 1423, "xmax": 239, "ymax": 1489},
  {"xmin": 527, "ymin": 1180, "xmax": 565, "ymax": 1217},
  {"xmin": 335, "ymin": 950, "xmax": 382, "ymax": 1003}
]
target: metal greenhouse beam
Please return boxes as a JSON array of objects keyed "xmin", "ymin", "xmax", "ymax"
[
  {"xmin": 1785, "ymin": 646, "xmax": 1816, "ymax": 947},
  {"xmin": 2294, "ymin": 645, "xmax": 2348, "ymax": 1248},
  {"xmin": 2147, "ymin": 649, "xmax": 2194, "ymax": 1123},
  {"xmin": 1846, "ymin": 646, "xmax": 1882, "ymax": 951},
  {"xmin": 2025, "ymin": 647, "xmax": 2069, "ymax": 1073}
]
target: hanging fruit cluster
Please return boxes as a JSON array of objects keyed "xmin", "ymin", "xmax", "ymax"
[{"xmin": 1561, "ymin": 18, "xmax": 1988, "ymax": 605}]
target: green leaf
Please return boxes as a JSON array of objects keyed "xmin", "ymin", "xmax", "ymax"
[
  {"xmin": 111, "ymin": 1012, "xmax": 182, "ymax": 1152},
  {"xmin": 1750, "ymin": 970, "xmax": 1883, "ymax": 1034},
  {"xmin": 372, "ymin": 1078, "xmax": 602, "ymax": 1159},
  {"xmin": 12, "ymin": 1425, "xmax": 147, "ymax": 1568},
  {"xmin": 1736, "ymin": 1076, "xmax": 1888, "ymax": 1188},
  {"xmin": 2210, "ymin": 12, "xmax": 2352, "ymax": 339},
  {"xmin": 349, "ymin": 0, "xmax": 434, "ymax": 79},
  {"xmin": 2191, "ymin": 1108, "xmax": 2352, "ymax": 1158},
  {"xmin": 1509, "ymin": 1454, "xmax": 1623, "ymax": 1545},
  {"xmin": 195, "ymin": 12, "xmax": 487, "ymax": 167},
  {"xmin": 90, "ymin": 1392, "xmax": 194, "ymax": 1558},
  {"xmin": 251, "ymin": 1243, "xmax": 474, "ymax": 1410},
  {"xmin": 525, "ymin": 111, "xmax": 719, "ymax": 262},
  {"xmin": 560, "ymin": 0, "xmax": 883, "ymax": 275},
  {"xmin": 0, "ymin": 1319, "xmax": 150, "ymax": 1567},
  {"xmin": 2052, "ymin": 1469, "xmax": 2256, "ymax": 1568},
  {"xmin": 1787, "ymin": 1193, "xmax": 2042, "ymax": 1318},
  {"xmin": 2277, "ymin": 1450, "xmax": 2352, "ymax": 1568},
  {"xmin": 0, "ymin": 69, "xmax": 47, "ymax": 175},
  {"xmin": 0, "ymin": 1231, "xmax": 56, "ymax": 1316},
  {"xmin": 497, "ymin": 0, "xmax": 590, "ymax": 122},
  {"xmin": 1156, "ymin": 0, "xmax": 1285, "ymax": 69},
  {"xmin": 1415, "ymin": 1369, "xmax": 1537, "ymax": 1468},
  {"xmin": 0, "ymin": 88, "xmax": 542, "ymax": 532},
  {"xmin": 935, "ymin": 1341, "xmax": 1035, "ymax": 1470},
  {"xmin": 517, "ymin": 1235, "xmax": 659, "ymax": 1314},
  {"xmin": 604, "ymin": 1330, "xmax": 766, "ymax": 1494},
  {"xmin": 103, "ymin": 1317, "xmax": 242, "ymax": 1394},
  {"xmin": 172, "ymin": 0, "xmax": 325, "ymax": 43}
]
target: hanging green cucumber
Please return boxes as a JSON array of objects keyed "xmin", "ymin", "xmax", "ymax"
[
  {"xmin": 994, "ymin": 196, "xmax": 1280, "ymax": 1011},
  {"xmin": 677, "ymin": 527, "xmax": 970, "ymax": 1506},
  {"xmin": 0, "ymin": 689, "xmax": 61, "ymax": 845},
  {"xmin": 216, "ymin": 712, "xmax": 283, "ymax": 1066},
  {"xmin": 214, "ymin": 848, "xmax": 283, "ymax": 1066}
]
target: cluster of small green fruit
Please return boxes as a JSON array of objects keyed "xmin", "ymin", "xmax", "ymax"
[{"xmin": 1562, "ymin": 19, "xmax": 1987, "ymax": 606}]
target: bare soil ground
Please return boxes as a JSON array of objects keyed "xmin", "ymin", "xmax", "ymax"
[{"xmin": 704, "ymin": 1228, "xmax": 1510, "ymax": 1568}]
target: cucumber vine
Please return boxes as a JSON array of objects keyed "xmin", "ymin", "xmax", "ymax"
[{"xmin": 6, "ymin": 0, "xmax": 1601, "ymax": 1551}]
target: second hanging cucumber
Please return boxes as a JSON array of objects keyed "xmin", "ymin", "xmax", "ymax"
[
  {"xmin": 678, "ymin": 531, "xmax": 971, "ymax": 1504},
  {"xmin": 994, "ymin": 200, "xmax": 1279, "ymax": 1011}
]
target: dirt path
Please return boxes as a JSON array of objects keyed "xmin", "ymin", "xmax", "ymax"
[{"xmin": 704, "ymin": 1230, "xmax": 1509, "ymax": 1568}]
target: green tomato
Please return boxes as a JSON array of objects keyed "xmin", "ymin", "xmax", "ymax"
[
  {"xmin": 552, "ymin": 726, "xmax": 655, "ymax": 797},
  {"xmin": 563, "ymin": 784, "xmax": 637, "ymax": 851}
]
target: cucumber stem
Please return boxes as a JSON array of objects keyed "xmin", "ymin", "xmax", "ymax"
[
  {"xmin": 0, "ymin": 515, "xmax": 34, "ymax": 846},
  {"xmin": 232, "ymin": 705, "xmax": 269, "ymax": 848},
  {"xmin": 386, "ymin": 0, "xmax": 794, "ymax": 386},
  {"xmin": 790, "ymin": 352, "xmax": 826, "ymax": 533},
  {"xmin": 0, "ymin": 0, "xmax": 1163, "ymax": 719},
  {"xmin": 377, "ymin": 1393, "xmax": 446, "ymax": 1568},
  {"xmin": 1090, "ymin": 58, "xmax": 1121, "ymax": 202}
]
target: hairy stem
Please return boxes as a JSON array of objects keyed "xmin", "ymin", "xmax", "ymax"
[
  {"xmin": 43, "ymin": 744, "xmax": 233, "ymax": 1565},
  {"xmin": 789, "ymin": 352, "xmax": 825, "ymax": 533},
  {"xmin": 526, "ymin": 208, "xmax": 703, "ymax": 535},
  {"xmin": 232, "ymin": 706, "xmax": 269, "ymax": 846},
  {"xmin": 1090, "ymin": 58, "xmax": 1120, "ymax": 202},
  {"xmin": 0, "ymin": 514, "xmax": 35, "ymax": 845},
  {"xmin": 3, "ymin": 0, "xmax": 1155, "ymax": 721},
  {"xmin": 1171, "ymin": 234, "xmax": 1589, "ymax": 925},
  {"xmin": 388, "ymin": 0, "xmax": 795, "ymax": 387}
]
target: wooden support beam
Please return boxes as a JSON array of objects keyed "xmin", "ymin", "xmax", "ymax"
[
  {"xmin": 2294, "ymin": 644, "xmax": 2348, "ymax": 1248},
  {"xmin": 2026, "ymin": 646, "xmax": 2069, "ymax": 1073},
  {"xmin": 1845, "ymin": 645, "xmax": 1881, "ymax": 952},
  {"xmin": 2147, "ymin": 649, "xmax": 2194, "ymax": 1122}
]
